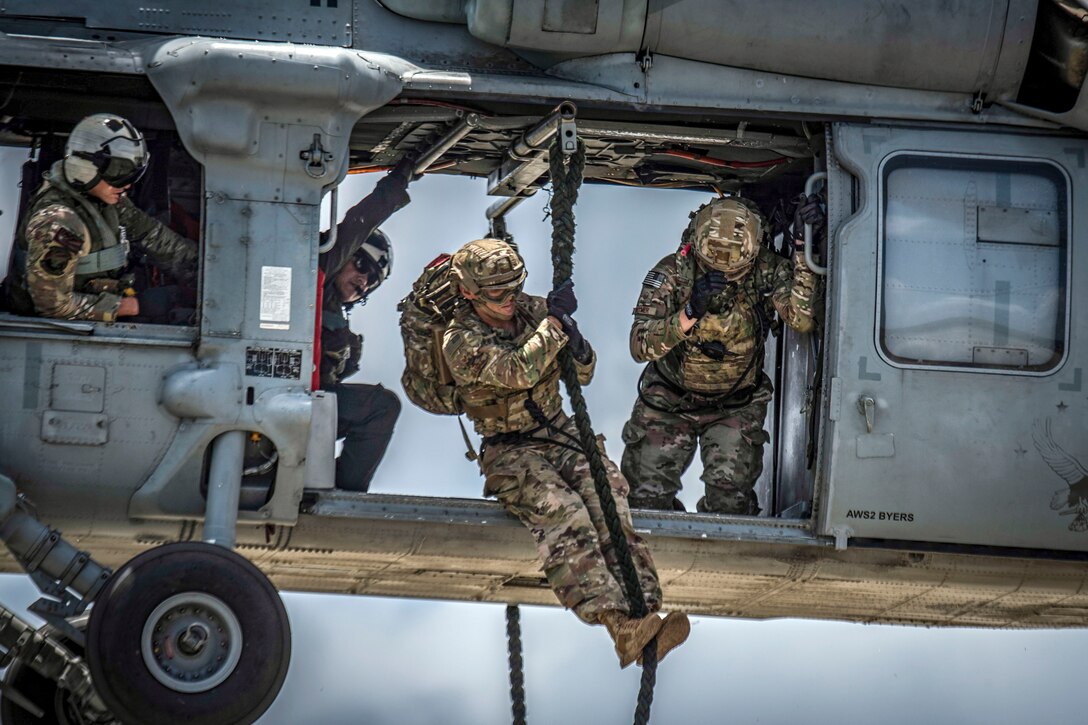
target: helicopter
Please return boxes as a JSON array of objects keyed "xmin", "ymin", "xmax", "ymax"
[{"xmin": 0, "ymin": 1, "xmax": 1085, "ymax": 723}]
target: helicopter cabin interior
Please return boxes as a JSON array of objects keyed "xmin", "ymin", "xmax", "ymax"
[{"xmin": 0, "ymin": 61, "xmax": 829, "ymax": 520}]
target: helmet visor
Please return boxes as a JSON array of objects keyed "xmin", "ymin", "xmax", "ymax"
[
  {"xmin": 74, "ymin": 134, "xmax": 149, "ymax": 188},
  {"xmin": 352, "ymin": 255, "xmax": 383, "ymax": 288},
  {"xmin": 478, "ymin": 282, "xmax": 523, "ymax": 304},
  {"xmin": 99, "ymin": 154, "xmax": 148, "ymax": 187}
]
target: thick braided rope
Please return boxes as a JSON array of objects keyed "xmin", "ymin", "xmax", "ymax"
[
  {"xmin": 505, "ymin": 605, "xmax": 527, "ymax": 725},
  {"xmin": 548, "ymin": 136, "xmax": 657, "ymax": 724}
]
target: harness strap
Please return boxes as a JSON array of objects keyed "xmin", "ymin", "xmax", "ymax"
[
  {"xmin": 638, "ymin": 361, "xmax": 760, "ymax": 415},
  {"xmin": 74, "ymin": 243, "xmax": 129, "ymax": 276},
  {"xmin": 457, "ymin": 415, "xmax": 481, "ymax": 470}
]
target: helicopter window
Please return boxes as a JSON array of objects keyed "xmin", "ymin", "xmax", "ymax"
[
  {"xmin": 877, "ymin": 153, "xmax": 1067, "ymax": 374},
  {"xmin": 0, "ymin": 134, "xmax": 201, "ymax": 328}
]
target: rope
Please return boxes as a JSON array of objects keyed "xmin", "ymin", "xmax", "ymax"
[
  {"xmin": 506, "ymin": 605, "xmax": 527, "ymax": 725},
  {"xmin": 547, "ymin": 135, "xmax": 658, "ymax": 725}
]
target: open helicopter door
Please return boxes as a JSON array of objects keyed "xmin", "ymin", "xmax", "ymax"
[{"xmin": 820, "ymin": 122, "xmax": 1087, "ymax": 553}]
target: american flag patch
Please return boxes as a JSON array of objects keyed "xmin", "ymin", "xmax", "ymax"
[{"xmin": 643, "ymin": 271, "xmax": 666, "ymax": 288}]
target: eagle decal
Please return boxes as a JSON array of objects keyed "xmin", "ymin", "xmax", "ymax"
[{"xmin": 1032, "ymin": 418, "xmax": 1088, "ymax": 532}]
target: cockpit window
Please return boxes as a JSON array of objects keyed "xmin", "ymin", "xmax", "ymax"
[{"xmin": 878, "ymin": 153, "xmax": 1068, "ymax": 373}]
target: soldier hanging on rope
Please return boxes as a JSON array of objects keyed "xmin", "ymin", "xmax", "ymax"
[{"xmin": 441, "ymin": 237, "xmax": 690, "ymax": 668}]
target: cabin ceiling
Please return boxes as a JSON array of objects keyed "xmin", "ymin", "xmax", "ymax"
[{"xmin": 0, "ymin": 66, "xmax": 819, "ymax": 199}]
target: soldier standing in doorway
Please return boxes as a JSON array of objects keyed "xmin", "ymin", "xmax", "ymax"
[
  {"xmin": 621, "ymin": 195, "xmax": 823, "ymax": 514},
  {"xmin": 442, "ymin": 237, "xmax": 690, "ymax": 667}
]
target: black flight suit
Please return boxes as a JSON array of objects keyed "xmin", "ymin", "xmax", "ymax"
[{"xmin": 318, "ymin": 165, "xmax": 411, "ymax": 491}]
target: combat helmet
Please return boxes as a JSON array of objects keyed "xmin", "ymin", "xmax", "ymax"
[
  {"xmin": 691, "ymin": 197, "xmax": 764, "ymax": 280},
  {"xmin": 63, "ymin": 113, "xmax": 149, "ymax": 191},
  {"xmin": 351, "ymin": 229, "xmax": 393, "ymax": 293},
  {"xmin": 450, "ymin": 238, "xmax": 526, "ymax": 296}
]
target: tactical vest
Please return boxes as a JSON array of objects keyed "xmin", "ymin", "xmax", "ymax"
[
  {"xmin": 4, "ymin": 164, "xmax": 128, "ymax": 315},
  {"xmin": 658, "ymin": 247, "xmax": 779, "ymax": 394},
  {"xmin": 455, "ymin": 300, "xmax": 565, "ymax": 437}
]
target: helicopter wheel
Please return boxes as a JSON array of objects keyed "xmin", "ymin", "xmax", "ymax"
[{"xmin": 86, "ymin": 543, "xmax": 290, "ymax": 725}]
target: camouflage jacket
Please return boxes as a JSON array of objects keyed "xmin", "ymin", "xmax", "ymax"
[
  {"xmin": 318, "ymin": 175, "xmax": 410, "ymax": 388},
  {"xmin": 630, "ymin": 244, "xmax": 816, "ymax": 394},
  {"xmin": 443, "ymin": 293, "xmax": 595, "ymax": 437},
  {"xmin": 4, "ymin": 162, "xmax": 197, "ymax": 322}
]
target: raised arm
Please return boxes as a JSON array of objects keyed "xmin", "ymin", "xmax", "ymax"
[{"xmin": 320, "ymin": 157, "xmax": 414, "ymax": 277}]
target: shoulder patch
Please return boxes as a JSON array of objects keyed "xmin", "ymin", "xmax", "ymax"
[
  {"xmin": 29, "ymin": 204, "xmax": 90, "ymax": 245},
  {"xmin": 642, "ymin": 271, "xmax": 666, "ymax": 289}
]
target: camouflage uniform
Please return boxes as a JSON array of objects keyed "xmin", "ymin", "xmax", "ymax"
[
  {"xmin": 318, "ymin": 172, "xmax": 410, "ymax": 491},
  {"xmin": 4, "ymin": 162, "xmax": 196, "ymax": 321},
  {"xmin": 622, "ymin": 241, "xmax": 817, "ymax": 514},
  {"xmin": 444, "ymin": 293, "xmax": 662, "ymax": 623}
]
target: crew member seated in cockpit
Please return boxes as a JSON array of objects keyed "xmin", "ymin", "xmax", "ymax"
[
  {"xmin": 319, "ymin": 156, "xmax": 416, "ymax": 491},
  {"xmin": 1, "ymin": 113, "xmax": 197, "ymax": 323}
]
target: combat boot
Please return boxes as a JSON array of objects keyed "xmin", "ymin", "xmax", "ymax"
[
  {"xmin": 598, "ymin": 610, "xmax": 664, "ymax": 669},
  {"xmin": 638, "ymin": 611, "xmax": 690, "ymax": 666}
]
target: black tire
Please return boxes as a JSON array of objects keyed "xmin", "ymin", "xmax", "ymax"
[{"xmin": 86, "ymin": 543, "xmax": 290, "ymax": 725}]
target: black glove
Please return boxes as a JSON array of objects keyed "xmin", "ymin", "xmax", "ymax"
[
  {"xmin": 793, "ymin": 194, "xmax": 826, "ymax": 249},
  {"xmin": 685, "ymin": 271, "xmax": 727, "ymax": 319},
  {"xmin": 546, "ymin": 279, "xmax": 578, "ymax": 319},
  {"xmin": 378, "ymin": 154, "xmax": 418, "ymax": 192},
  {"xmin": 562, "ymin": 317, "xmax": 592, "ymax": 364},
  {"xmin": 136, "ymin": 286, "xmax": 181, "ymax": 324}
]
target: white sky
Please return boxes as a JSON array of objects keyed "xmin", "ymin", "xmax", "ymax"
[{"xmin": 2, "ymin": 157, "xmax": 1087, "ymax": 725}]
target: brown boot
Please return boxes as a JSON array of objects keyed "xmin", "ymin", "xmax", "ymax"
[
  {"xmin": 638, "ymin": 611, "xmax": 690, "ymax": 666},
  {"xmin": 598, "ymin": 610, "xmax": 664, "ymax": 669}
]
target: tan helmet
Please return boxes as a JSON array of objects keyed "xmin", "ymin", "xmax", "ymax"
[
  {"xmin": 450, "ymin": 238, "xmax": 526, "ymax": 295},
  {"xmin": 691, "ymin": 197, "xmax": 763, "ymax": 279}
]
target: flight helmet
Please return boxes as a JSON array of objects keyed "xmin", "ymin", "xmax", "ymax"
[
  {"xmin": 350, "ymin": 229, "xmax": 393, "ymax": 293},
  {"xmin": 450, "ymin": 238, "xmax": 526, "ymax": 301},
  {"xmin": 691, "ymin": 197, "xmax": 764, "ymax": 280},
  {"xmin": 63, "ymin": 113, "xmax": 150, "ymax": 191}
]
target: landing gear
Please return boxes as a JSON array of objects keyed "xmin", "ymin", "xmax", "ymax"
[
  {"xmin": 86, "ymin": 543, "xmax": 290, "ymax": 725},
  {"xmin": 0, "ymin": 620, "xmax": 117, "ymax": 725}
]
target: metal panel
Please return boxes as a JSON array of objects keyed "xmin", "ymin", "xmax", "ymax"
[
  {"xmin": 466, "ymin": 0, "xmax": 645, "ymax": 54},
  {"xmin": 40, "ymin": 410, "xmax": 108, "ymax": 445},
  {"xmin": 303, "ymin": 391, "xmax": 336, "ymax": 489},
  {"xmin": 977, "ymin": 205, "xmax": 1060, "ymax": 246},
  {"xmin": 0, "ymin": 1, "xmax": 352, "ymax": 46},
  {"xmin": 49, "ymin": 363, "xmax": 105, "ymax": 413},
  {"xmin": 821, "ymin": 123, "xmax": 1088, "ymax": 552},
  {"xmin": 648, "ymin": 0, "xmax": 1019, "ymax": 95}
]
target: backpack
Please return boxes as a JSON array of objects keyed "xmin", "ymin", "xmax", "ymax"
[{"xmin": 397, "ymin": 253, "xmax": 464, "ymax": 415}]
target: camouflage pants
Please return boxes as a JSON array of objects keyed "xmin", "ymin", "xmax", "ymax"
[
  {"xmin": 480, "ymin": 416, "xmax": 662, "ymax": 625},
  {"xmin": 621, "ymin": 367, "xmax": 772, "ymax": 514}
]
